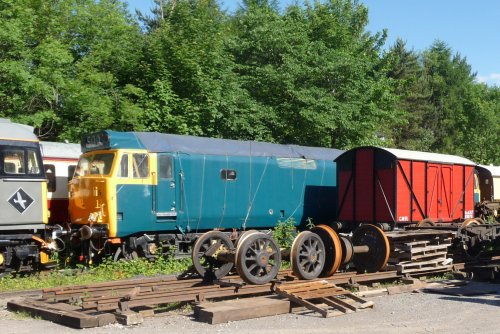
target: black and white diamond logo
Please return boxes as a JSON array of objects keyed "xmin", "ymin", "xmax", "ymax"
[{"xmin": 8, "ymin": 188, "xmax": 34, "ymax": 214}]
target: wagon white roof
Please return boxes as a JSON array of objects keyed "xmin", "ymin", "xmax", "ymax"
[
  {"xmin": 382, "ymin": 147, "xmax": 476, "ymax": 165},
  {"xmin": 40, "ymin": 141, "xmax": 81, "ymax": 159},
  {"xmin": 478, "ymin": 165, "xmax": 500, "ymax": 177},
  {"xmin": 0, "ymin": 118, "xmax": 38, "ymax": 141}
]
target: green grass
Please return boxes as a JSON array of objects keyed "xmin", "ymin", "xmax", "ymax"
[
  {"xmin": 0, "ymin": 256, "xmax": 192, "ymax": 292},
  {"xmin": 12, "ymin": 311, "xmax": 42, "ymax": 320}
]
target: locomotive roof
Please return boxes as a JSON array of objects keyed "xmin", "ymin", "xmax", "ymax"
[
  {"xmin": 0, "ymin": 118, "xmax": 38, "ymax": 142},
  {"xmin": 40, "ymin": 141, "xmax": 81, "ymax": 159},
  {"xmin": 478, "ymin": 165, "xmax": 500, "ymax": 177},
  {"xmin": 83, "ymin": 131, "xmax": 344, "ymax": 160},
  {"xmin": 335, "ymin": 146, "xmax": 476, "ymax": 165}
]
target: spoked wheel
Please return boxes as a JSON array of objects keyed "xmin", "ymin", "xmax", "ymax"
[
  {"xmin": 192, "ymin": 231, "xmax": 234, "ymax": 280},
  {"xmin": 291, "ymin": 231, "xmax": 326, "ymax": 280},
  {"xmin": 311, "ymin": 225, "xmax": 343, "ymax": 277},
  {"xmin": 352, "ymin": 224, "xmax": 390, "ymax": 273},
  {"xmin": 461, "ymin": 218, "xmax": 484, "ymax": 228},
  {"xmin": 235, "ymin": 232, "xmax": 281, "ymax": 285},
  {"xmin": 235, "ymin": 230, "xmax": 259, "ymax": 247}
]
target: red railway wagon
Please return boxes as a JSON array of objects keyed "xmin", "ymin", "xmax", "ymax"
[{"xmin": 335, "ymin": 147, "xmax": 476, "ymax": 227}]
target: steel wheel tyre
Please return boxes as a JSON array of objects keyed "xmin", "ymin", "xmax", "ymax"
[
  {"xmin": 461, "ymin": 218, "xmax": 483, "ymax": 228},
  {"xmin": 235, "ymin": 230, "xmax": 259, "ymax": 247},
  {"xmin": 352, "ymin": 224, "xmax": 390, "ymax": 273},
  {"xmin": 291, "ymin": 231, "xmax": 326, "ymax": 280},
  {"xmin": 192, "ymin": 231, "xmax": 234, "ymax": 280},
  {"xmin": 311, "ymin": 225, "xmax": 343, "ymax": 277},
  {"xmin": 235, "ymin": 232, "xmax": 281, "ymax": 285},
  {"xmin": 417, "ymin": 218, "xmax": 435, "ymax": 227}
]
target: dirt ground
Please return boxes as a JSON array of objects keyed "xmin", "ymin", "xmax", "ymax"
[{"xmin": 2, "ymin": 281, "xmax": 500, "ymax": 334}]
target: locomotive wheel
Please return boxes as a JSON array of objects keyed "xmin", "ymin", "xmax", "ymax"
[
  {"xmin": 417, "ymin": 218, "xmax": 435, "ymax": 227},
  {"xmin": 290, "ymin": 231, "xmax": 326, "ymax": 280},
  {"xmin": 113, "ymin": 245, "xmax": 139, "ymax": 261},
  {"xmin": 311, "ymin": 225, "xmax": 343, "ymax": 277},
  {"xmin": 192, "ymin": 231, "xmax": 234, "ymax": 280},
  {"xmin": 461, "ymin": 218, "xmax": 483, "ymax": 228},
  {"xmin": 235, "ymin": 232, "xmax": 281, "ymax": 285},
  {"xmin": 235, "ymin": 229, "xmax": 259, "ymax": 247},
  {"xmin": 352, "ymin": 224, "xmax": 390, "ymax": 273}
]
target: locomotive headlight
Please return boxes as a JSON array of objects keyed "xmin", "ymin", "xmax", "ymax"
[{"xmin": 0, "ymin": 253, "xmax": 4, "ymax": 265}]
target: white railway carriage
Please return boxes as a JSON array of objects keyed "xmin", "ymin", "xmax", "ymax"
[{"xmin": 40, "ymin": 141, "xmax": 80, "ymax": 224}]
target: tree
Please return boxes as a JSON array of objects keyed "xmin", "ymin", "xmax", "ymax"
[
  {"xmin": 229, "ymin": 0, "xmax": 400, "ymax": 148},
  {"xmin": 0, "ymin": 0, "xmax": 143, "ymax": 141}
]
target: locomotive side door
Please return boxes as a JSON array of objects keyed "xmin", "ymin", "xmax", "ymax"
[{"xmin": 155, "ymin": 153, "xmax": 177, "ymax": 221}]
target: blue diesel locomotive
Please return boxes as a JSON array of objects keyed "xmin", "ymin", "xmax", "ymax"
[{"xmin": 68, "ymin": 131, "xmax": 343, "ymax": 276}]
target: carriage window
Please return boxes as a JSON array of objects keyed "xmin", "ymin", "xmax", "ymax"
[
  {"xmin": 44, "ymin": 164, "xmax": 56, "ymax": 192},
  {"xmin": 220, "ymin": 169, "xmax": 237, "ymax": 181},
  {"xmin": 68, "ymin": 165, "xmax": 76, "ymax": 181},
  {"xmin": 3, "ymin": 150, "xmax": 25, "ymax": 174},
  {"xmin": 133, "ymin": 153, "xmax": 148, "ymax": 178},
  {"xmin": 117, "ymin": 154, "xmax": 129, "ymax": 177},
  {"xmin": 159, "ymin": 155, "xmax": 172, "ymax": 179},
  {"xmin": 27, "ymin": 149, "xmax": 40, "ymax": 174}
]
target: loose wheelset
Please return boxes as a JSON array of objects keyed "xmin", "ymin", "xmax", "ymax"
[
  {"xmin": 311, "ymin": 224, "xmax": 390, "ymax": 275},
  {"xmin": 192, "ymin": 230, "xmax": 282, "ymax": 285},
  {"xmin": 192, "ymin": 229, "xmax": 327, "ymax": 284},
  {"xmin": 191, "ymin": 224, "xmax": 390, "ymax": 284}
]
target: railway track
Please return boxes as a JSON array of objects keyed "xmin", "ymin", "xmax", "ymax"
[{"xmin": 6, "ymin": 254, "xmax": 500, "ymax": 329}]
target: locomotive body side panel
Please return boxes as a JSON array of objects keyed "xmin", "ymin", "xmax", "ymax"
[{"xmin": 70, "ymin": 131, "xmax": 341, "ymax": 239}]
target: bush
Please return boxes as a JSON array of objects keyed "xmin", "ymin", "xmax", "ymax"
[{"xmin": 272, "ymin": 218, "xmax": 297, "ymax": 248}]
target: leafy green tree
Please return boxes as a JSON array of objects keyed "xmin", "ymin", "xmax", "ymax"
[
  {"xmin": 0, "ymin": 0, "xmax": 143, "ymax": 141},
  {"xmin": 137, "ymin": 0, "xmax": 269, "ymax": 140},
  {"xmin": 384, "ymin": 39, "xmax": 435, "ymax": 150},
  {"xmin": 229, "ymin": 0, "xmax": 400, "ymax": 148}
]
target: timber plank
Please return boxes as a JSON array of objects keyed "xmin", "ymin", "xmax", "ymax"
[
  {"xmin": 7, "ymin": 298, "xmax": 115, "ymax": 328},
  {"xmin": 195, "ymin": 296, "xmax": 290, "ymax": 324}
]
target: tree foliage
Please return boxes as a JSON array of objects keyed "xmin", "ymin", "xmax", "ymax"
[{"xmin": 0, "ymin": 0, "xmax": 498, "ymax": 164}]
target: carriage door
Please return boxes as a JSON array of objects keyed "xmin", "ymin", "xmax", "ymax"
[
  {"xmin": 155, "ymin": 154, "xmax": 177, "ymax": 221},
  {"xmin": 427, "ymin": 164, "xmax": 440, "ymax": 219}
]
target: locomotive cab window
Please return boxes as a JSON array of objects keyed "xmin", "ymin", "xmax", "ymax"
[
  {"xmin": 4, "ymin": 149, "xmax": 25, "ymax": 174},
  {"xmin": 27, "ymin": 149, "xmax": 40, "ymax": 174},
  {"xmin": 1, "ymin": 147, "xmax": 43, "ymax": 177},
  {"xmin": 44, "ymin": 164, "xmax": 56, "ymax": 192},
  {"xmin": 74, "ymin": 153, "xmax": 114, "ymax": 176},
  {"xmin": 117, "ymin": 154, "xmax": 129, "ymax": 178},
  {"xmin": 159, "ymin": 155, "xmax": 173, "ymax": 179},
  {"xmin": 133, "ymin": 153, "xmax": 149, "ymax": 178},
  {"xmin": 220, "ymin": 169, "xmax": 237, "ymax": 181}
]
